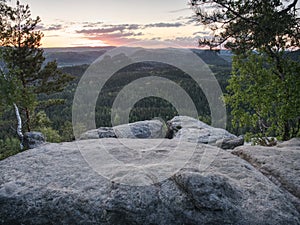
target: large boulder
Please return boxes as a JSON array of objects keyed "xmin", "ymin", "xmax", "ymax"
[
  {"xmin": 23, "ymin": 131, "xmax": 45, "ymax": 149},
  {"xmin": 114, "ymin": 120, "xmax": 165, "ymax": 138},
  {"xmin": 167, "ymin": 116, "xmax": 237, "ymax": 144},
  {"xmin": 0, "ymin": 139, "xmax": 299, "ymax": 224},
  {"xmin": 79, "ymin": 120, "xmax": 165, "ymax": 140}
]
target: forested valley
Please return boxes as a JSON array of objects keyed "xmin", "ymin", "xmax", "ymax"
[{"xmin": 0, "ymin": 48, "xmax": 236, "ymax": 158}]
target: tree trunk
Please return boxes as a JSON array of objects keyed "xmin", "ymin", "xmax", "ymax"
[
  {"xmin": 283, "ymin": 121, "xmax": 290, "ymax": 141},
  {"xmin": 25, "ymin": 107, "xmax": 31, "ymax": 132},
  {"xmin": 13, "ymin": 103, "xmax": 24, "ymax": 150}
]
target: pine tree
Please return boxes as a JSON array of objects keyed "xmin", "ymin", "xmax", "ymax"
[{"xmin": 0, "ymin": 1, "xmax": 73, "ymax": 142}]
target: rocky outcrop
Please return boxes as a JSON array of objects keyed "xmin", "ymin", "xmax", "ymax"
[
  {"xmin": 79, "ymin": 117, "xmax": 242, "ymax": 150},
  {"xmin": 232, "ymin": 142, "xmax": 300, "ymax": 212},
  {"xmin": 167, "ymin": 116, "xmax": 237, "ymax": 146},
  {"xmin": 23, "ymin": 131, "xmax": 45, "ymax": 149},
  {"xmin": 0, "ymin": 139, "xmax": 299, "ymax": 225},
  {"xmin": 80, "ymin": 120, "xmax": 164, "ymax": 140}
]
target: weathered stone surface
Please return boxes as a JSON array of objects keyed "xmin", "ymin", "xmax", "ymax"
[
  {"xmin": 167, "ymin": 116, "xmax": 236, "ymax": 144},
  {"xmin": 216, "ymin": 136, "xmax": 244, "ymax": 150},
  {"xmin": 98, "ymin": 127, "xmax": 117, "ymax": 138},
  {"xmin": 79, "ymin": 129, "xmax": 100, "ymax": 140},
  {"xmin": 232, "ymin": 145, "xmax": 300, "ymax": 212},
  {"xmin": 80, "ymin": 127, "xmax": 116, "ymax": 140},
  {"xmin": 167, "ymin": 115, "xmax": 211, "ymax": 131},
  {"xmin": 79, "ymin": 120, "xmax": 164, "ymax": 140},
  {"xmin": 23, "ymin": 131, "xmax": 45, "ymax": 149},
  {"xmin": 277, "ymin": 138, "xmax": 300, "ymax": 149},
  {"xmin": 0, "ymin": 139, "xmax": 299, "ymax": 225},
  {"xmin": 114, "ymin": 120, "xmax": 165, "ymax": 139}
]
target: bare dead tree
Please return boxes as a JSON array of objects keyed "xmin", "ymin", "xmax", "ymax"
[{"xmin": 13, "ymin": 103, "xmax": 24, "ymax": 150}]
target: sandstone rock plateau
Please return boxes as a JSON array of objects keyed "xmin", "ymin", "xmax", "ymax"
[{"xmin": 0, "ymin": 138, "xmax": 299, "ymax": 224}]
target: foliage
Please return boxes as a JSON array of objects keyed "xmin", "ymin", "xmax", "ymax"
[
  {"xmin": 0, "ymin": 1, "xmax": 73, "ymax": 133},
  {"xmin": 37, "ymin": 127, "xmax": 61, "ymax": 143},
  {"xmin": 190, "ymin": 0, "xmax": 300, "ymax": 52},
  {"xmin": 32, "ymin": 111, "xmax": 52, "ymax": 128},
  {"xmin": 191, "ymin": 0, "xmax": 300, "ymax": 142},
  {"xmin": 60, "ymin": 121, "xmax": 75, "ymax": 142},
  {"xmin": 226, "ymin": 52, "xmax": 300, "ymax": 141},
  {"xmin": 0, "ymin": 137, "xmax": 20, "ymax": 160}
]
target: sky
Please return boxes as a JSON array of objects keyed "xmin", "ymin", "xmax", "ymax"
[{"xmin": 8, "ymin": 0, "xmax": 209, "ymax": 48}]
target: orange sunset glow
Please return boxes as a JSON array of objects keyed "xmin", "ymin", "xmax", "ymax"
[{"xmin": 7, "ymin": 0, "xmax": 210, "ymax": 48}]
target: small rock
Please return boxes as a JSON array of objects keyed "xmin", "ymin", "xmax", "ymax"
[
  {"xmin": 216, "ymin": 136, "xmax": 244, "ymax": 150},
  {"xmin": 23, "ymin": 132, "xmax": 45, "ymax": 149},
  {"xmin": 98, "ymin": 127, "xmax": 117, "ymax": 138}
]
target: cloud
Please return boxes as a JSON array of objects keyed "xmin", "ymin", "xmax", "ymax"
[
  {"xmin": 42, "ymin": 24, "xmax": 64, "ymax": 31},
  {"xmin": 82, "ymin": 21, "xmax": 103, "ymax": 28},
  {"xmin": 151, "ymin": 37, "xmax": 162, "ymax": 41},
  {"xmin": 80, "ymin": 29, "xmax": 144, "ymax": 46},
  {"xmin": 145, "ymin": 22, "xmax": 183, "ymax": 28},
  {"xmin": 102, "ymin": 24, "xmax": 141, "ymax": 30},
  {"xmin": 45, "ymin": 24, "xmax": 64, "ymax": 31},
  {"xmin": 35, "ymin": 24, "xmax": 45, "ymax": 30},
  {"xmin": 84, "ymin": 34, "xmax": 141, "ymax": 46},
  {"xmin": 193, "ymin": 31, "xmax": 210, "ymax": 36},
  {"xmin": 94, "ymin": 32, "xmax": 143, "ymax": 38},
  {"xmin": 164, "ymin": 36, "xmax": 200, "ymax": 47},
  {"xmin": 46, "ymin": 35, "xmax": 61, "ymax": 37},
  {"xmin": 77, "ymin": 24, "xmax": 142, "ymax": 34},
  {"xmin": 74, "ymin": 21, "xmax": 201, "ymax": 47},
  {"xmin": 175, "ymin": 16, "xmax": 197, "ymax": 25},
  {"xmin": 169, "ymin": 8, "xmax": 191, "ymax": 13},
  {"xmin": 36, "ymin": 23, "xmax": 66, "ymax": 31},
  {"xmin": 77, "ymin": 22, "xmax": 184, "ymax": 36},
  {"xmin": 77, "ymin": 27, "xmax": 123, "ymax": 34}
]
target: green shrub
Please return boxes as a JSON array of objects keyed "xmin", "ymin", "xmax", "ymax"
[
  {"xmin": 0, "ymin": 138, "xmax": 20, "ymax": 160},
  {"xmin": 38, "ymin": 127, "xmax": 61, "ymax": 143}
]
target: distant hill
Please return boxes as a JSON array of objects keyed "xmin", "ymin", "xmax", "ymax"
[
  {"xmin": 191, "ymin": 49, "xmax": 232, "ymax": 66},
  {"xmin": 43, "ymin": 47, "xmax": 232, "ymax": 67},
  {"xmin": 43, "ymin": 46, "xmax": 114, "ymax": 67},
  {"xmin": 44, "ymin": 51, "xmax": 106, "ymax": 67},
  {"xmin": 44, "ymin": 46, "xmax": 115, "ymax": 53}
]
